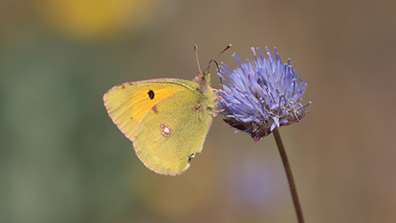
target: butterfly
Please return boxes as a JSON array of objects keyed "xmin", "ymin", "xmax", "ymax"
[{"xmin": 103, "ymin": 45, "xmax": 231, "ymax": 175}]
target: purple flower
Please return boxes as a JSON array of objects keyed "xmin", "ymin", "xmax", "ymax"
[{"xmin": 218, "ymin": 47, "xmax": 311, "ymax": 143}]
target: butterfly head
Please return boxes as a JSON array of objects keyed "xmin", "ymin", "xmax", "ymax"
[{"xmin": 193, "ymin": 44, "xmax": 231, "ymax": 92}]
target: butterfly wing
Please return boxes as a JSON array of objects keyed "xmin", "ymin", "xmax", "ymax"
[
  {"xmin": 103, "ymin": 79, "xmax": 187, "ymax": 141},
  {"xmin": 134, "ymin": 85, "xmax": 215, "ymax": 175},
  {"xmin": 104, "ymin": 79, "xmax": 215, "ymax": 175}
]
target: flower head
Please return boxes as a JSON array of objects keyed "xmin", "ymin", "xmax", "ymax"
[{"xmin": 218, "ymin": 47, "xmax": 311, "ymax": 143}]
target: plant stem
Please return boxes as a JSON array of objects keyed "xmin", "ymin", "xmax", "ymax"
[{"xmin": 273, "ymin": 128, "xmax": 304, "ymax": 223}]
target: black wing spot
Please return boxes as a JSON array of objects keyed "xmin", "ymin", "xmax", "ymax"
[{"xmin": 148, "ymin": 89, "xmax": 155, "ymax": 100}]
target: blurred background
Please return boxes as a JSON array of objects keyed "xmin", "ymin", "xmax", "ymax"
[{"xmin": 1, "ymin": 0, "xmax": 395, "ymax": 222}]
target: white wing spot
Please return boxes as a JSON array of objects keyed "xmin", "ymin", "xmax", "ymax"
[{"xmin": 160, "ymin": 123, "xmax": 172, "ymax": 137}]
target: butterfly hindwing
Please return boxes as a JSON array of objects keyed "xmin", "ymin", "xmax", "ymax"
[{"xmin": 134, "ymin": 84, "xmax": 214, "ymax": 175}]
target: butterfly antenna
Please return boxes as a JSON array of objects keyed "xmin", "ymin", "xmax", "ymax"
[
  {"xmin": 202, "ymin": 44, "xmax": 232, "ymax": 75},
  {"xmin": 194, "ymin": 45, "xmax": 202, "ymax": 74}
]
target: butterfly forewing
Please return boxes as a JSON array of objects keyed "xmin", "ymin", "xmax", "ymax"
[{"xmin": 103, "ymin": 80, "xmax": 187, "ymax": 141}]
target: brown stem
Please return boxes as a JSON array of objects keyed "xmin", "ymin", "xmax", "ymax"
[{"xmin": 273, "ymin": 128, "xmax": 304, "ymax": 223}]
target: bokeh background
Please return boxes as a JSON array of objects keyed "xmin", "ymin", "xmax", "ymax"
[{"xmin": 1, "ymin": 0, "xmax": 395, "ymax": 222}]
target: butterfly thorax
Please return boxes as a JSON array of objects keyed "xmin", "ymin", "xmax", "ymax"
[{"xmin": 193, "ymin": 73, "xmax": 217, "ymax": 113}]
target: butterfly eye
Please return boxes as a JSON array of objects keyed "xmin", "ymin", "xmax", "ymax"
[
  {"xmin": 188, "ymin": 153, "xmax": 196, "ymax": 162},
  {"xmin": 148, "ymin": 89, "xmax": 155, "ymax": 99}
]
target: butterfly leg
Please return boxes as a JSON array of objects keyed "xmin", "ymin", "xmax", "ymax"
[{"xmin": 212, "ymin": 88, "xmax": 229, "ymax": 96}]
